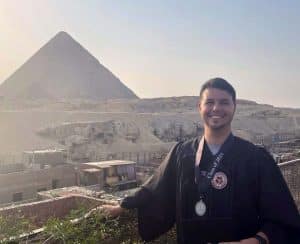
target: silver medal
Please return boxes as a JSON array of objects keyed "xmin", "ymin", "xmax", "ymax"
[{"xmin": 195, "ymin": 199, "xmax": 206, "ymax": 216}]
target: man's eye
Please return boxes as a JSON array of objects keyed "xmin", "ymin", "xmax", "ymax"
[
  {"xmin": 205, "ymin": 101, "xmax": 213, "ymax": 105},
  {"xmin": 221, "ymin": 101, "xmax": 230, "ymax": 105}
]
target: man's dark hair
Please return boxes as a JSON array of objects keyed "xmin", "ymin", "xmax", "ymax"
[{"xmin": 200, "ymin": 77, "xmax": 236, "ymax": 103}]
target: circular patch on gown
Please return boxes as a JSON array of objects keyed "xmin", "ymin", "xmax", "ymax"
[{"xmin": 211, "ymin": 171, "xmax": 228, "ymax": 189}]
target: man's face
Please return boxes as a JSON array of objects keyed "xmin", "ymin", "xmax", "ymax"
[{"xmin": 198, "ymin": 88, "xmax": 236, "ymax": 131}]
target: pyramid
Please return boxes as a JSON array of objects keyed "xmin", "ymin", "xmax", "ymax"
[{"xmin": 0, "ymin": 31, "xmax": 138, "ymax": 100}]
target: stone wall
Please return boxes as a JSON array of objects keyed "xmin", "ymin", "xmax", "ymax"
[{"xmin": 0, "ymin": 195, "xmax": 102, "ymax": 227}]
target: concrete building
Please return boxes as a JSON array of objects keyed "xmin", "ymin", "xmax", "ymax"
[
  {"xmin": 0, "ymin": 149, "xmax": 75, "ymax": 205},
  {"xmin": 0, "ymin": 162, "xmax": 25, "ymax": 174},
  {"xmin": 0, "ymin": 164, "xmax": 76, "ymax": 205},
  {"xmin": 22, "ymin": 149, "xmax": 67, "ymax": 169},
  {"xmin": 80, "ymin": 160, "xmax": 137, "ymax": 190},
  {"xmin": 0, "ymin": 151, "xmax": 138, "ymax": 205}
]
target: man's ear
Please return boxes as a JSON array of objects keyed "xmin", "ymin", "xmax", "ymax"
[{"xmin": 198, "ymin": 100, "xmax": 202, "ymax": 112}]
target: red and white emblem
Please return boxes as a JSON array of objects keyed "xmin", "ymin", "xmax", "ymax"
[{"xmin": 211, "ymin": 171, "xmax": 228, "ymax": 190}]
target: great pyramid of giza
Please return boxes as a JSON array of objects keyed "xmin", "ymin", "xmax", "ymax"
[{"xmin": 0, "ymin": 31, "xmax": 138, "ymax": 100}]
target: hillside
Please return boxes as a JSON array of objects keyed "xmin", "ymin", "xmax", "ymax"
[{"xmin": 0, "ymin": 97, "xmax": 299, "ymax": 159}]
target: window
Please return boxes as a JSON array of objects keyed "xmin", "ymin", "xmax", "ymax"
[
  {"xmin": 12, "ymin": 192, "xmax": 23, "ymax": 202},
  {"xmin": 37, "ymin": 188, "xmax": 47, "ymax": 192},
  {"xmin": 52, "ymin": 179, "xmax": 59, "ymax": 189}
]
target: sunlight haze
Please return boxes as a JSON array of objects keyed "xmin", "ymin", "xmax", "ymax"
[{"xmin": 0, "ymin": 0, "xmax": 299, "ymax": 108}]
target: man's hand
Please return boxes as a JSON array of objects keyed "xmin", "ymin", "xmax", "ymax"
[
  {"xmin": 239, "ymin": 238, "xmax": 259, "ymax": 244},
  {"xmin": 98, "ymin": 204, "xmax": 125, "ymax": 218},
  {"xmin": 220, "ymin": 238, "xmax": 258, "ymax": 244},
  {"xmin": 219, "ymin": 242, "xmax": 240, "ymax": 243},
  {"xmin": 220, "ymin": 232, "xmax": 268, "ymax": 244}
]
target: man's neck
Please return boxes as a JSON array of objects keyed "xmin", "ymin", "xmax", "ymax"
[{"xmin": 204, "ymin": 127, "xmax": 232, "ymax": 145}]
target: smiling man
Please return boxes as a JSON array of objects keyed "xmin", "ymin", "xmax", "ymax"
[
  {"xmin": 198, "ymin": 82, "xmax": 236, "ymax": 146},
  {"xmin": 101, "ymin": 78, "xmax": 300, "ymax": 244}
]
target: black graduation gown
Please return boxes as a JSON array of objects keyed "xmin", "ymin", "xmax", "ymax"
[{"xmin": 120, "ymin": 136, "xmax": 300, "ymax": 243}]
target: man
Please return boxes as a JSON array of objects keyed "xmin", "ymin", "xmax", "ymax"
[{"xmin": 101, "ymin": 78, "xmax": 300, "ymax": 243}]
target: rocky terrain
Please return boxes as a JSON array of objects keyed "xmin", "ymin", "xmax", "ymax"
[{"xmin": 0, "ymin": 97, "xmax": 299, "ymax": 162}]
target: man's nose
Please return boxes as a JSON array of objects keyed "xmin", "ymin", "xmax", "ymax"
[{"xmin": 212, "ymin": 102, "xmax": 221, "ymax": 111}]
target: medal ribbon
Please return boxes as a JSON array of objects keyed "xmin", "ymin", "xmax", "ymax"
[{"xmin": 194, "ymin": 133, "xmax": 234, "ymax": 196}]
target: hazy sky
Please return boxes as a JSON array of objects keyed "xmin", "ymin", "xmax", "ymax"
[{"xmin": 0, "ymin": 0, "xmax": 299, "ymax": 108}]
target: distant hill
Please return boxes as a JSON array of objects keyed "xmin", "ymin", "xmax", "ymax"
[
  {"xmin": 0, "ymin": 31, "xmax": 138, "ymax": 100},
  {"xmin": 0, "ymin": 95, "xmax": 299, "ymax": 155}
]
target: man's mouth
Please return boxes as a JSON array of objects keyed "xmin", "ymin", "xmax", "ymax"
[{"xmin": 209, "ymin": 115, "xmax": 224, "ymax": 119}]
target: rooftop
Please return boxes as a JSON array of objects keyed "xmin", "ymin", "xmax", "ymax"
[
  {"xmin": 84, "ymin": 160, "xmax": 136, "ymax": 169},
  {"xmin": 82, "ymin": 168, "xmax": 101, "ymax": 173},
  {"xmin": 23, "ymin": 149, "xmax": 65, "ymax": 154}
]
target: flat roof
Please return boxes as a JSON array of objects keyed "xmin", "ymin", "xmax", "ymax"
[
  {"xmin": 82, "ymin": 168, "xmax": 101, "ymax": 173},
  {"xmin": 23, "ymin": 149, "xmax": 65, "ymax": 154},
  {"xmin": 84, "ymin": 160, "xmax": 136, "ymax": 169}
]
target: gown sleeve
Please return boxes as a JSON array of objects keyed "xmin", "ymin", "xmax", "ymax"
[
  {"xmin": 256, "ymin": 147, "xmax": 300, "ymax": 243},
  {"xmin": 120, "ymin": 142, "xmax": 182, "ymax": 241}
]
